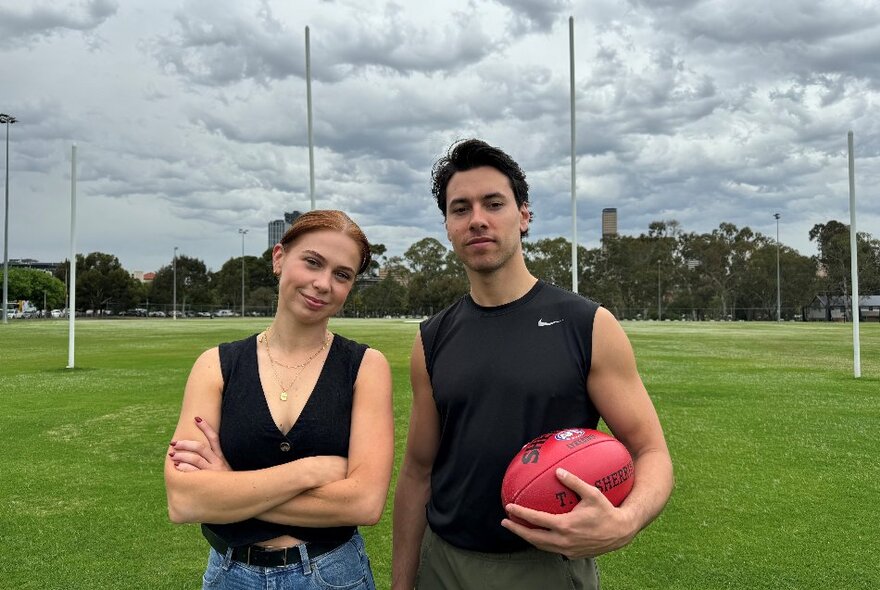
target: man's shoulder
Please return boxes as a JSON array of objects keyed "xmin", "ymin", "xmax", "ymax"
[
  {"xmin": 421, "ymin": 295, "xmax": 470, "ymax": 330},
  {"xmin": 536, "ymin": 281, "xmax": 601, "ymax": 310}
]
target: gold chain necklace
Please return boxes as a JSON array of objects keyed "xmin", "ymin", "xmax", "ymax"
[{"xmin": 261, "ymin": 326, "xmax": 331, "ymax": 401}]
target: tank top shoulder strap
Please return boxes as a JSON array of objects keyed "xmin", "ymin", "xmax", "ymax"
[{"xmin": 217, "ymin": 335, "xmax": 258, "ymax": 395}]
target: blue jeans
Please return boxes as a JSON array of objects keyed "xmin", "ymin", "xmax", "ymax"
[{"xmin": 202, "ymin": 532, "xmax": 376, "ymax": 589}]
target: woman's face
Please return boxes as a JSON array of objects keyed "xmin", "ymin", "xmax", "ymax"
[{"xmin": 272, "ymin": 229, "xmax": 362, "ymax": 322}]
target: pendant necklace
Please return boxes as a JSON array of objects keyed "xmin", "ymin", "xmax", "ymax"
[{"xmin": 261, "ymin": 326, "xmax": 331, "ymax": 401}]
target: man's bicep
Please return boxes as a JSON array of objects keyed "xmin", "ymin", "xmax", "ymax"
[{"xmin": 587, "ymin": 309, "xmax": 665, "ymax": 453}]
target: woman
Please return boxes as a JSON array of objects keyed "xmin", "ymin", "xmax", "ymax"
[{"xmin": 164, "ymin": 210, "xmax": 393, "ymax": 589}]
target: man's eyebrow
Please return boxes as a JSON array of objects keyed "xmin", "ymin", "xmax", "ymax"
[{"xmin": 449, "ymin": 192, "xmax": 508, "ymax": 205}]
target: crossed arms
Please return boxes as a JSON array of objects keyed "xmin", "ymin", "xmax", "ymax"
[{"xmin": 164, "ymin": 346, "xmax": 394, "ymax": 528}]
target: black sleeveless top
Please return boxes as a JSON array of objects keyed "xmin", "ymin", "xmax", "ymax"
[
  {"xmin": 201, "ymin": 332, "xmax": 368, "ymax": 547},
  {"xmin": 420, "ymin": 281, "xmax": 601, "ymax": 552}
]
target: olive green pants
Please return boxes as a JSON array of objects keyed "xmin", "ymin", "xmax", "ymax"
[{"xmin": 415, "ymin": 527, "xmax": 599, "ymax": 590}]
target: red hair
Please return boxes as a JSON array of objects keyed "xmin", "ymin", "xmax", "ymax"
[{"xmin": 279, "ymin": 210, "xmax": 372, "ymax": 275}]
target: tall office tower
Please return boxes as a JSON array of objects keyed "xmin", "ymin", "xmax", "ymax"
[
  {"xmin": 268, "ymin": 211, "xmax": 303, "ymax": 248},
  {"xmin": 268, "ymin": 220, "xmax": 286, "ymax": 248},
  {"xmin": 284, "ymin": 211, "xmax": 302, "ymax": 225},
  {"xmin": 601, "ymin": 208, "xmax": 618, "ymax": 240}
]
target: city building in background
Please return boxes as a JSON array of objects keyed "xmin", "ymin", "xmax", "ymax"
[
  {"xmin": 601, "ymin": 207, "xmax": 618, "ymax": 241},
  {"xmin": 268, "ymin": 220, "xmax": 286, "ymax": 248},
  {"xmin": 268, "ymin": 210, "xmax": 302, "ymax": 248},
  {"xmin": 129, "ymin": 271, "xmax": 155, "ymax": 283},
  {"xmin": 9, "ymin": 258, "xmax": 60, "ymax": 273}
]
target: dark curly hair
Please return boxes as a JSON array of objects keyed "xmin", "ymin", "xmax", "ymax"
[{"xmin": 431, "ymin": 139, "xmax": 531, "ymax": 237}]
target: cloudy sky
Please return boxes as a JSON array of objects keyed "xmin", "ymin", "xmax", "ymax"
[{"xmin": 2, "ymin": 0, "xmax": 878, "ymax": 274}]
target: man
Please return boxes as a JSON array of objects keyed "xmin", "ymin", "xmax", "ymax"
[{"xmin": 392, "ymin": 139, "xmax": 673, "ymax": 589}]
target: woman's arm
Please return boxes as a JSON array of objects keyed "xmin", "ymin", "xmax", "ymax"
[
  {"xmin": 257, "ymin": 348, "xmax": 394, "ymax": 527},
  {"xmin": 163, "ymin": 347, "xmax": 347, "ymax": 524}
]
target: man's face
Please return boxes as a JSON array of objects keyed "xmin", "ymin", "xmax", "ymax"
[{"xmin": 444, "ymin": 166, "xmax": 530, "ymax": 274}]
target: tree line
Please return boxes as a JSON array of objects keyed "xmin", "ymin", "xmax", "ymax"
[
  {"xmin": 359, "ymin": 219, "xmax": 879, "ymax": 321},
  {"xmin": 4, "ymin": 219, "xmax": 878, "ymax": 320}
]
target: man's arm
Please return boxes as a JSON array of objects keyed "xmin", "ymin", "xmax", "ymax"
[
  {"xmin": 502, "ymin": 307, "xmax": 673, "ymax": 558},
  {"xmin": 392, "ymin": 332, "xmax": 441, "ymax": 590}
]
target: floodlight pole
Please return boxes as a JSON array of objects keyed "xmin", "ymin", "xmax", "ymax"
[
  {"xmin": 774, "ymin": 213, "xmax": 781, "ymax": 321},
  {"xmin": 173, "ymin": 246, "xmax": 178, "ymax": 320},
  {"xmin": 657, "ymin": 260, "xmax": 662, "ymax": 321},
  {"xmin": 569, "ymin": 16, "xmax": 578, "ymax": 294},
  {"xmin": 306, "ymin": 26, "xmax": 315, "ymax": 211},
  {"xmin": 238, "ymin": 228, "xmax": 248, "ymax": 317},
  {"xmin": 1, "ymin": 113, "xmax": 16, "ymax": 325}
]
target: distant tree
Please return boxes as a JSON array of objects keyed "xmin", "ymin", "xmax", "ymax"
[
  {"xmin": 149, "ymin": 255, "xmax": 216, "ymax": 312},
  {"xmin": 646, "ymin": 219, "xmax": 683, "ymax": 240},
  {"xmin": 382, "ymin": 255, "xmax": 412, "ymax": 284},
  {"xmin": 679, "ymin": 223, "xmax": 764, "ymax": 319},
  {"xmin": 368, "ymin": 243, "xmax": 387, "ymax": 277},
  {"xmin": 810, "ymin": 220, "xmax": 880, "ymax": 318},
  {"xmin": 212, "ymin": 256, "xmax": 273, "ymax": 310},
  {"xmin": 778, "ymin": 247, "xmax": 822, "ymax": 317},
  {"xmin": 810, "ymin": 221, "xmax": 879, "ymax": 288},
  {"xmin": 810, "ymin": 221, "xmax": 851, "ymax": 298},
  {"xmin": 581, "ymin": 228, "xmax": 679, "ymax": 319},
  {"xmin": 524, "ymin": 237, "xmax": 588, "ymax": 290},
  {"xmin": 862, "ymin": 235, "xmax": 880, "ymax": 294},
  {"xmin": 738, "ymin": 244, "xmax": 818, "ymax": 320},
  {"xmin": 58, "ymin": 252, "xmax": 142, "ymax": 312},
  {"xmin": 403, "ymin": 238, "xmax": 467, "ymax": 314},
  {"xmin": 580, "ymin": 246, "xmax": 619, "ymax": 311},
  {"xmin": 3, "ymin": 268, "xmax": 66, "ymax": 310},
  {"xmin": 360, "ymin": 277, "xmax": 407, "ymax": 317},
  {"xmin": 437, "ymin": 250, "xmax": 468, "ymax": 305},
  {"xmin": 248, "ymin": 286, "xmax": 277, "ymax": 314},
  {"xmin": 404, "ymin": 238, "xmax": 447, "ymax": 276},
  {"xmin": 248, "ymin": 253, "xmax": 276, "ymax": 292},
  {"xmin": 407, "ymin": 274, "xmax": 454, "ymax": 316}
]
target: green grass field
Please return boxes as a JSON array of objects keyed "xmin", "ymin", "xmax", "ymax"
[{"xmin": 1, "ymin": 318, "xmax": 877, "ymax": 589}]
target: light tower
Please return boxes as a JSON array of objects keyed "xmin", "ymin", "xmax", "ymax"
[
  {"xmin": 774, "ymin": 213, "xmax": 781, "ymax": 321},
  {"xmin": 1, "ymin": 113, "xmax": 17, "ymax": 324},
  {"xmin": 238, "ymin": 228, "xmax": 248, "ymax": 317}
]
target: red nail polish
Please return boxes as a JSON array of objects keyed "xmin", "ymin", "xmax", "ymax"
[
  {"xmin": 168, "ymin": 451, "xmax": 175, "ymax": 457},
  {"xmin": 170, "ymin": 441, "xmax": 177, "ymax": 446},
  {"xmin": 195, "ymin": 416, "xmax": 202, "ymax": 423}
]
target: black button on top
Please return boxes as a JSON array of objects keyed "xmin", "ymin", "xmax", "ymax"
[{"xmin": 280, "ymin": 442, "xmax": 291, "ymax": 452}]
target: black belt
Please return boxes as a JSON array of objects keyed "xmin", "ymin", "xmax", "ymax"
[{"xmin": 202, "ymin": 526, "xmax": 346, "ymax": 568}]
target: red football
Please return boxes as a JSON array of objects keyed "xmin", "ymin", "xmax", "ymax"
[{"xmin": 501, "ymin": 428, "xmax": 634, "ymax": 527}]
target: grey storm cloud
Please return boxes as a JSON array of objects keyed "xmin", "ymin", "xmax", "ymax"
[
  {"xmin": 2, "ymin": 0, "xmax": 879, "ymax": 274},
  {"xmin": 152, "ymin": 0, "xmax": 502, "ymax": 88},
  {"xmin": 0, "ymin": 0, "xmax": 118, "ymax": 46},
  {"xmin": 495, "ymin": 0, "xmax": 572, "ymax": 34}
]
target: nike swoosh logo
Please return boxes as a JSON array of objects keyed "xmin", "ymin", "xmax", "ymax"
[{"xmin": 537, "ymin": 319, "xmax": 564, "ymax": 327}]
